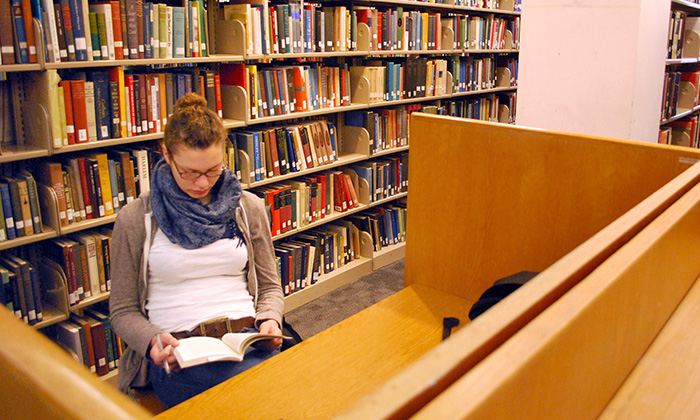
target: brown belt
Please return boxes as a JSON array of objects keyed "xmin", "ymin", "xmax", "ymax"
[{"xmin": 171, "ymin": 316, "xmax": 255, "ymax": 340}]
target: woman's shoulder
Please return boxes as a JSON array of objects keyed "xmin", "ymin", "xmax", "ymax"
[
  {"xmin": 115, "ymin": 194, "xmax": 151, "ymax": 225},
  {"xmin": 239, "ymin": 190, "xmax": 263, "ymax": 209}
]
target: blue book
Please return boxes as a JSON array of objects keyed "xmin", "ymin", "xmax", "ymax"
[
  {"xmin": 327, "ymin": 121, "xmax": 337, "ymax": 159},
  {"xmin": 285, "ymin": 129, "xmax": 298, "ymax": 173},
  {"xmin": 10, "ymin": 0, "xmax": 29, "ymax": 63},
  {"xmin": 0, "ymin": 183, "xmax": 16, "ymax": 240},
  {"xmin": 28, "ymin": 265, "xmax": 42, "ymax": 322},
  {"xmin": 303, "ymin": 6, "xmax": 312, "ymax": 53},
  {"xmin": 67, "ymin": 0, "xmax": 88, "ymax": 60},
  {"xmin": 107, "ymin": 159, "xmax": 120, "ymax": 213},
  {"xmin": 142, "ymin": 2, "xmax": 152, "ymax": 59},
  {"xmin": 253, "ymin": 131, "xmax": 261, "ymax": 181},
  {"xmin": 89, "ymin": 71, "xmax": 112, "ymax": 140},
  {"xmin": 308, "ymin": 66, "xmax": 318, "ymax": 110},
  {"xmin": 262, "ymin": 70, "xmax": 275, "ymax": 116}
]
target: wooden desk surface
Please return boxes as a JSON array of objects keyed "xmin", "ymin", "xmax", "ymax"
[
  {"xmin": 157, "ymin": 284, "xmax": 473, "ymax": 420},
  {"xmin": 598, "ymin": 274, "xmax": 700, "ymax": 419}
]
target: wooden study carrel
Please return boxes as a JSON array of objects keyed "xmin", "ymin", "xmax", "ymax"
[{"xmin": 3, "ymin": 114, "xmax": 700, "ymax": 419}]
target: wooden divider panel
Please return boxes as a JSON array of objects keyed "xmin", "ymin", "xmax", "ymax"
[{"xmin": 406, "ymin": 114, "xmax": 700, "ymax": 302}]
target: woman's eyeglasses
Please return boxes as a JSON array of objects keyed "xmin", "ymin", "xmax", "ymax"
[{"xmin": 170, "ymin": 157, "xmax": 225, "ymax": 180}]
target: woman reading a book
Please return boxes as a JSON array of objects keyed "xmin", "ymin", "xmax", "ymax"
[{"xmin": 110, "ymin": 93, "xmax": 284, "ymax": 408}]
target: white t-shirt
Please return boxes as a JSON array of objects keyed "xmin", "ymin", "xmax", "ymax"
[{"xmin": 146, "ymin": 228, "xmax": 255, "ymax": 332}]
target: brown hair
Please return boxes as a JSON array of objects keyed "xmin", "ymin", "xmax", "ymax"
[{"xmin": 163, "ymin": 93, "xmax": 225, "ymax": 153}]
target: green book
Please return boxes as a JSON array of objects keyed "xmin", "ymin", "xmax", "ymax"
[
  {"xmin": 17, "ymin": 170, "xmax": 42, "ymax": 234},
  {"xmin": 172, "ymin": 6, "xmax": 186, "ymax": 58},
  {"xmin": 159, "ymin": 4, "xmax": 168, "ymax": 58},
  {"xmin": 88, "ymin": 12, "xmax": 103, "ymax": 60},
  {"xmin": 96, "ymin": 12, "xmax": 109, "ymax": 60}
]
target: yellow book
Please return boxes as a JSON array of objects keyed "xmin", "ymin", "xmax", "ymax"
[
  {"xmin": 246, "ymin": 64, "xmax": 259, "ymax": 119},
  {"xmin": 57, "ymin": 82, "xmax": 69, "ymax": 147},
  {"xmin": 48, "ymin": 70, "xmax": 64, "ymax": 149},
  {"xmin": 88, "ymin": 153, "xmax": 114, "ymax": 216},
  {"xmin": 421, "ymin": 12, "xmax": 429, "ymax": 50}
]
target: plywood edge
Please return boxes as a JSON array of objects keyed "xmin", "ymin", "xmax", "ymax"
[{"xmin": 336, "ymin": 161, "xmax": 700, "ymax": 420}]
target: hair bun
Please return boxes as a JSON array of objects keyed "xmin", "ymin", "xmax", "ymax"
[{"xmin": 174, "ymin": 92, "xmax": 208, "ymax": 112}]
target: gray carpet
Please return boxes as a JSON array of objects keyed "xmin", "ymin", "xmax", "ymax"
[{"xmin": 284, "ymin": 258, "xmax": 405, "ymax": 340}]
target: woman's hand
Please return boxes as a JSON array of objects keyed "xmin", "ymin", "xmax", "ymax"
[
  {"xmin": 256, "ymin": 319, "xmax": 283, "ymax": 351},
  {"xmin": 150, "ymin": 333, "xmax": 181, "ymax": 372}
]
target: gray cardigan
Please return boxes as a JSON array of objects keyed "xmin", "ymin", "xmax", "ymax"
[{"xmin": 109, "ymin": 191, "xmax": 284, "ymax": 393}]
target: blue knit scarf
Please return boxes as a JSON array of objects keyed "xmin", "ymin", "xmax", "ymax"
[{"xmin": 150, "ymin": 158, "xmax": 243, "ymax": 249}]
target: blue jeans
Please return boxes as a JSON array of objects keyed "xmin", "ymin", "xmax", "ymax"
[{"xmin": 149, "ymin": 335, "xmax": 280, "ymax": 408}]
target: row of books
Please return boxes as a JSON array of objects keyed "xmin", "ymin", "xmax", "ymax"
[
  {"xmin": 222, "ymin": 4, "xmax": 357, "ymax": 55},
  {"xmin": 252, "ymin": 169, "xmax": 361, "ymax": 238},
  {"xmin": 1, "ymin": 253, "xmax": 43, "ymax": 325},
  {"xmin": 356, "ymin": 7, "xmax": 519, "ymax": 52},
  {"xmin": 454, "ymin": 0, "xmax": 521, "ymax": 12},
  {"xmin": 0, "ymin": 0, "xmax": 211, "ymax": 65},
  {"xmin": 346, "ymin": 107, "xmax": 414, "ymax": 155},
  {"xmin": 350, "ymin": 154, "xmax": 409, "ymax": 204},
  {"xmin": 0, "ymin": 171, "xmax": 43, "ymax": 242},
  {"xmin": 274, "ymin": 201, "xmax": 407, "ymax": 296},
  {"xmin": 44, "ymin": 227, "xmax": 113, "ymax": 306},
  {"xmin": 352, "ymin": 58, "xmax": 450, "ymax": 103},
  {"xmin": 436, "ymin": 93, "xmax": 504, "ymax": 122},
  {"xmin": 49, "ymin": 66, "xmax": 220, "ymax": 148},
  {"xmin": 449, "ymin": 55, "xmax": 502, "ymax": 92},
  {"xmin": 37, "ymin": 148, "xmax": 152, "ymax": 229},
  {"xmin": 229, "ymin": 120, "xmax": 338, "ymax": 184},
  {"xmin": 662, "ymin": 70, "xmax": 697, "ymax": 121},
  {"xmin": 668, "ymin": 10, "xmax": 696, "ymax": 60},
  {"xmin": 221, "ymin": 62, "xmax": 351, "ymax": 121},
  {"xmin": 49, "ymin": 304, "xmax": 121, "ymax": 376},
  {"xmin": 659, "ymin": 115, "xmax": 700, "ymax": 148}
]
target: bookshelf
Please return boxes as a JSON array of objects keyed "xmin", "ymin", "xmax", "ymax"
[
  {"xmin": 661, "ymin": 0, "xmax": 700, "ymax": 147},
  {"xmin": 0, "ymin": 0, "xmax": 519, "ymax": 383}
]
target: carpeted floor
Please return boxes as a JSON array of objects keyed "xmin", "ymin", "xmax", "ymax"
[{"xmin": 284, "ymin": 258, "xmax": 405, "ymax": 340}]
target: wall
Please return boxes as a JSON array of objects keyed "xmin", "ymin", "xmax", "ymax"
[{"xmin": 516, "ymin": 0, "xmax": 671, "ymax": 143}]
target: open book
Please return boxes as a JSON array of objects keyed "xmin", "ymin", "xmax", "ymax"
[{"xmin": 173, "ymin": 332, "xmax": 288, "ymax": 368}]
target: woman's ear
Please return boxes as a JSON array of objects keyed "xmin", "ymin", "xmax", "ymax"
[{"xmin": 161, "ymin": 145, "xmax": 171, "ymax": 165}]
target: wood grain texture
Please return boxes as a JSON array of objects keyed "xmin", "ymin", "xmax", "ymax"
[
  {"xmin": 157, "ymin": 284, "xmax": 472, "ymax": 420},
  {"xmin": 406, "ymin": 114, "xmax": 700, "ymax": 303},
  {"xmin": 0, "ymin": 307, "xmax": 153, "ymax": 420},
  {"xmin": 598, "ymin": 275, "xmax": 700, "ymax": 419},
  {"xmin": 410, "ymin": 175, "xmax": 700, "ymax": 420}
]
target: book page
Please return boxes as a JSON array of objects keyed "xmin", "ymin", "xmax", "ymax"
[{"xmin": 174, "ymin": 336, "xmax": 242, "ymax": 368}]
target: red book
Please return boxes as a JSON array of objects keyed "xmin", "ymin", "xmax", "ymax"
[
  {"xmin": 332, "ymin": 171, "xmax": 346, "ymax": 212},
  {"xmin": 291, "ymin": 66, "xmax": 309, "ymax": 112},
  {"xmin": 59, "ymin": 81, "xmax": 76, "ymax": 145},
  {"xmin": 70, "ymin": 80, "xmax": 89, "ymax": 144},
  {"xmin": 266, "ymin": 128, "xmax": 281, "ymax": 177},
  {"xmin": 76, "ymin": 157, "xmax": 94, "ymax": 219},
  {"xmin": 107, "ymin": 1, "xmax": 124, "ymax": 59},
  {"xmin": 214, "ymin": 74, "xmax": 222, "ymax": 117},
  {"xmin": 272, "ymin": 69, "xmax": 283, "ymax": 115},
  {"xmin": 124, "ymin": 75, "xmax": 137, "ymax": 136},
  {"xmin": 343, "ymin": 173, "xmax": 359, "ymax": 208},
  {"xmin": 314, "ymin": 173, "xmax": 328, "ymax": 217},
  {"xmin": 20, "ymin": 0, "xmax": 36, "ymax": 62}
]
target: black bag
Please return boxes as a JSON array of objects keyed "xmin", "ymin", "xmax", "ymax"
[
  {"xmin": 468, "ymin": 271, "xmax": 539, "ymax": 320},
  {"xmin": 281, "ymin": 318, "xmax": 303, "ymax": 351}
]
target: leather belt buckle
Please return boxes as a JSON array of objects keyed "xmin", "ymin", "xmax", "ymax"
[{"xmin": 199, "ymin": 317, "xmax": 232, "ymax": 337}]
